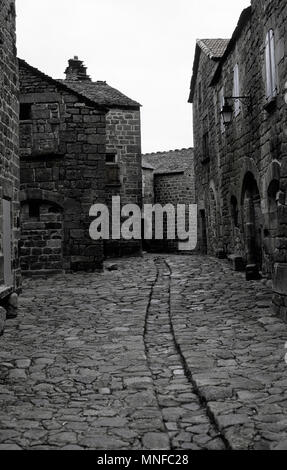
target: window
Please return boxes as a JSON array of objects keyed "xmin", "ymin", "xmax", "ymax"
[
  {"xmin": 219, "ymin": 87, "xmax": 225, "ymax": 133},
  {"xmin": 106, "ymin": 153, "xmax": 117, "ymax": 164},
  {"xmin": 265, "ymin": 29, "xmax": 277, "ymax": 100},
  {"xmin": 20, "ymin": 103, "xmax": 32, "ymax": 121},
  {"xmin": 233, "ymin": 64, "xmax": 240, "ymax": 116},
  {"xmin": 29, "ymin": 201, "xmax": 40, "ymax": 219}
]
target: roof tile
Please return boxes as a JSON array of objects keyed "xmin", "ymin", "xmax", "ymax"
[
  {"xmin": 59, "ymin": 79, "xmax": 141, "ymax": 109},
  {"xmin": 196, "ymin": 39, "xmax": 230, "ymax": 59},
  {"xmin": 142, "ymin": 148, "xmax": 194, "ymax": 175}
]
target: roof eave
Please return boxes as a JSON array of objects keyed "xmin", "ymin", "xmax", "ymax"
[
  {"xmin": 188, "ymin": 43, "xmax": 222, "ymax": 103},
  {"xmin": 210, "ymin": 6, "xmax": 252, "ymax": 87}
]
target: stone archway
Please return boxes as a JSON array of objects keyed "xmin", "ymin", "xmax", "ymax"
[{"xmin": 241, "ymin": 172, "xmax": 263, "ymax": 280}]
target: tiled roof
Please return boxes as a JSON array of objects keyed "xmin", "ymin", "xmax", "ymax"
[
  {"xmin": 142, "ymin": 161, "xmax": 155, "ymax": 170},
  {"xmin": 142, "ymin": 148, "xmax": 194, "ymax": 175},
  {"xmin": 211, "ymin": 7, "xmax": 252, "ymax": 86},
  {"xmin": 188, "ymin": 38, "xmax": 230, "ymax": 103},
  {"xmin": 18, "ymin": 59, "xmax": 108, "ymax": 112},
  {"xmin": 197, "ymin": 39, "xmax": 230, "ymax": 59},
  {"xmin": 58, "ymin": 80, "xmax": 141, "ymax": 109}
]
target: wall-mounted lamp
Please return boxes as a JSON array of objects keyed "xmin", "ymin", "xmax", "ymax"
[{"xmin": 220, "ymin": 96, "xmax": 252, "ymax": 126}]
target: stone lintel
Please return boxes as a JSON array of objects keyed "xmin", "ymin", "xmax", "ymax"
[{"xmin": 20, "ymin": 92, "xmax": 61, "ymax": 104}]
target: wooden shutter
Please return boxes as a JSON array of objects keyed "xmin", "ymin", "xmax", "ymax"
[
  {"xmin": 269, "ymin": 29, "xmax": 277, "ymax": 96},
  {"xmin": 219, "ymin": 87, "xmax": 225, "ymax": 133},
  {"xmin": 265, "ymin": 31, "xmax": 272, "ymax": 98},
  {"xmin": 233, "ymin": 64, "xmax": 240, "ymax": 116},
  {"xmin": 265, "ymin": 29, "xmax": 277, "ymax": 99}
]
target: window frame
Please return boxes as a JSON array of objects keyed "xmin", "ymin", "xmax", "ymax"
[
  {"xmin": 219, "ymin": 87, "xmax": 225, "ymax": 134},
  {"xmin": 233, "ymin": 63, "xmax": 241, "ymax": 117},
  {"xmin": 105, "ymin": 153, "xmax": 118, "ymax": 165},
  {"xmin": 265, "ymin": 29, "xmax": 278, "ymax": 101}
]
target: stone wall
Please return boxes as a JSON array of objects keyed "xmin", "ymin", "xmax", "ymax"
[
  {"xmin": 142, "ymin": 167, "xmax": 154, "ymax": 205},
  {"xmin": 153, "ymin": 170, "xmax": 195, "ymax": 252},
  {"xmin": 142, "ymin": 149, "xmax": 195, "ymax": 253},
  {"xmin": 105, "ymin": 108, "xmax": 142, "ymax": 257},
  {"xmin": 0, "ymin": 0, "xmax": 21, "ymax": 300},
  {"xmin": 191, "ymin": 1, "xmax": 287, "ymax": 319},
  {"xmin": 19, "ymin": 61, "xmax": 106, "ymax": 274}
]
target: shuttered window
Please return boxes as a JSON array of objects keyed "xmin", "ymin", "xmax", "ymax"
[
  {"xmin": 219, "ymin": 87, "xmax": 225, "ymax": 133},
  {"xmin": 265, "ymin": 29, "xmax": 277, "ymax": 99},
  {"xmin": 233, "ymin": 64, "xmax": 240, "ymax": 116}
]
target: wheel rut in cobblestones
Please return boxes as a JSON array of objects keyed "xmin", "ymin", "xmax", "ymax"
[{"xmin": 144, "ymin": 256, "xmax": 227, "ymax": 450}]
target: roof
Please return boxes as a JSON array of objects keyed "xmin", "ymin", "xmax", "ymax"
[
  {"xmin": 142, "ymin": 148, "xmax": 194, "ymax": 175},
  {"xmin": 59, "ymin": 79, "xmax": 141, "ymax": 110},
  {"xmin": 142, "ymin": 161, "xmax": 155, "ymax": 170},
  {"xmin": 197, "ymin": 39, "xmax": 230, "ymax": 60},
  {"xmin": 211, "ymin": 7, "xmax": 252, "ymax": 86},
  {"xmin": 18, "ymin": 59, "xmax": 108, "ymax": 113},
  {"xmin": 188, "ymin": 39, "xmax": 229, "ymax": 103}
]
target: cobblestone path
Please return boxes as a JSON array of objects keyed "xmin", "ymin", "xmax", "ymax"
[
  {"xmin": 144, "ymin": 257, "xmax": 226, "ymax": 450},
  {"xmin": 167, "ymin": 256, "xmax": 287, "ymax": 450},
  {"xmin": 0, "ymin": 254, "xmax": 287, "ymax": 450}
]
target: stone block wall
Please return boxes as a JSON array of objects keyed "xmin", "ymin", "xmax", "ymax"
[
  {"xmin": 191, "ymin": 0, "xmax": 287, "ymax": 319},
  {"xmin": 142, "ymin": 168, "xmax": 154, "ymax": 205},
  {"xmin": 0, "ymin": 0, "xmax": 21, "ymax": 296},
  {"xmin": 153, "ymin": 170, "xmax": 195, "ymax": 252},
  {"xmin": 105, "ymin": 108, "xmax": 142, "ymax": 257},
  {"xmin": 19, "ymin": 61, "xmax": 106, "ymax": 274}
]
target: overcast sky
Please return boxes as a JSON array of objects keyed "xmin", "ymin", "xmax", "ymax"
[{"xmin": 16, "ymin": 0, "xmax": 250, "ymax": 153}]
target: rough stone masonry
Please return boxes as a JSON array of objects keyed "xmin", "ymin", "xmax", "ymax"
[
  {"xmin": 19, "ymin": 60, "xmax": 107, "ymax": 275},
  {"xmin": 0, "ymin": 0, "xmax": 21, "ymax": 331},
  {"xmin": 189, "ymin": 0, "xmax": 287, "ymax": 322}
]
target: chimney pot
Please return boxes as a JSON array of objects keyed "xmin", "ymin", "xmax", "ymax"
[{"xmin": 65, "ymin": 57, "xmax": 91, "ymax": 82}]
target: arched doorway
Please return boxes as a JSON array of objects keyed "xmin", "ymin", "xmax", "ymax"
[
  {"xmin": 20, "ymin": 200, "xmax": 64, "ymax": 275},
  {"xmin": 241, "ymin": 172, "xmax": 263, "ymax": 280}
]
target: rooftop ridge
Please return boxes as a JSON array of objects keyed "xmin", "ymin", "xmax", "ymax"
[{"xmin": 143, "ymin": 147, "xmax": 193, "ymax": 156}]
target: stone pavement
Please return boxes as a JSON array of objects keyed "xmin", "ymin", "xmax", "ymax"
[
  {"xmin": 168, "ymin": 255, "xmax": 287, "ymax": 450},
  {"xmin": 0, "ymin": 254, "xmax": 286, "ymax": 450}
]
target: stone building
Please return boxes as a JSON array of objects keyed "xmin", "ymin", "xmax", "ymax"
[
  {"xmin": 61, "ymin": 57, "xmax": 143, "ymax": 258},
  {"xmin": 142, "ymin": 148, "xmax": 195, "ymax": 252},
  {"xmin": 19, "ymin": 60, "xmax": 107, "ymax": 275},
  {"xmin": 0, "ymin": 0, "xmax": 20, "ymax": 329},
  {"xmin": 189, "ymin": 0, "xmax": 287, "ymax": 320}
]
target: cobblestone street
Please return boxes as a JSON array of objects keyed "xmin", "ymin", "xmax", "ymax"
[{"xmin": 0, "ymin": 254, "xmax": 287, "ymax": 450}]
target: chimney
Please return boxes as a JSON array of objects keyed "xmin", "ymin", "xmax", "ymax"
[{"xmin": 65, "ymin": 56, "xmax": 91, "ymax": 81}]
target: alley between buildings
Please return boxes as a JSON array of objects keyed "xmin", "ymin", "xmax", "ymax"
[{"xmin": 0, "ymin": 254, "xmax": 286, "ymax": 450}]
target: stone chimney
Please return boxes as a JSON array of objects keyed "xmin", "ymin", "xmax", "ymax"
[{"xmin": 65, "ymin": 56, "xmax": 91, "ymax": 81}]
